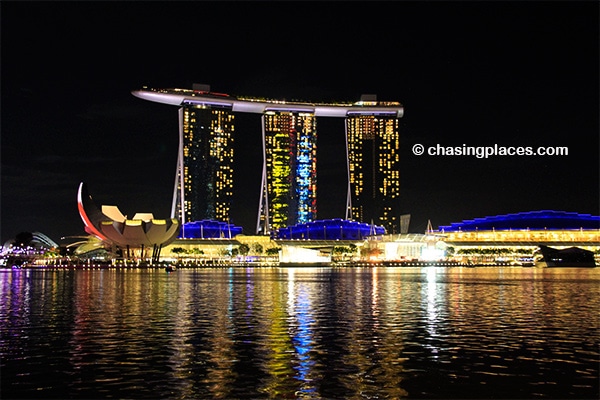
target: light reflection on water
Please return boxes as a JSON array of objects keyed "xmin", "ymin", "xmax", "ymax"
[{"xmin": 1, "ymin": 267, "xmax": 598, "ymax": 399}]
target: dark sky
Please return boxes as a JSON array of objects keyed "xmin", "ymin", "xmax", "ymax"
[{"xmin": 2, "ymin": 1, "xmax": 598, "ymax": 244}]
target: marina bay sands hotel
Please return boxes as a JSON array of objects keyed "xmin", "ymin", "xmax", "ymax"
[{"xmin": 132, "ymin": 84, "xmax": 404, "ymax": 235}]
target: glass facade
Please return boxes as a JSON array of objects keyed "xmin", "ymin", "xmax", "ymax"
[
  {"xmin": 274, "ymin": 218, "xmax": 385, "ymax": 240},
  {"xmin": 259, "ymin": 111, "xmax": 317, "ymax": 233},
  {"xmin": 346, "ymin": 114, "xmax": 400, "ymax": 233},
  {"xmin": 180, "ymin": 220, "xmax": 243, "ymax": 239},
  {"xmin": 173, "ymin": 103, "xmax": 235, "ymax": 225}
]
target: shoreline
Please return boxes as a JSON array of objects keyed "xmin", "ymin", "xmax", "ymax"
[{"xmin": 4, "ymin": 261, "xmax": 587, "ymax": 270}]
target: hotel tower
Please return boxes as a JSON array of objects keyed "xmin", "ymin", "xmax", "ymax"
[
  {"xmin": 346, "ymin": 97, "xmax": 401, "ymax": 233},
  {"xmin": 132, "ymin": 86, "xmax": 403, "ymax": 235},
  {"xmin": 175, "ymin": 98, "xmax": 235, "ymax": 224},
  {"xmin": 257, "ymin": 111, "xmax": 318, "ymax": 234}
]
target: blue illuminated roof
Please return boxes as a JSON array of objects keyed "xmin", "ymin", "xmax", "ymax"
[
  {"xmin": 274, "ymin": 219, "xmax": 386, "ymax": 240},
  {"xmin": 179, "ymin": 220, "xmax": 243, "ymax": 239},
  {"xmin": 438, "ymin": 210, "xmax": 600, "ymax": 232}
]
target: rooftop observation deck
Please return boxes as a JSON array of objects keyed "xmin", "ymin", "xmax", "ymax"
[{"xmin": 132, "ymin": 87, "xmax": 404, "ymax": 118}]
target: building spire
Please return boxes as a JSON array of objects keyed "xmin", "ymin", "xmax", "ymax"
[{"xmin": 426, "ymin": 219, "xmax": 434, "ymax": 235}]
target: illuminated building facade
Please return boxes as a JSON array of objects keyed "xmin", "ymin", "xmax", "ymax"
[
  {"xmin": 132, "ymin": 86, "xmax": 403, "ymax": 236},
  {"xmin": 273, "ymin": 218, "xmax": 385, "ymax": 240},
  {"xmin": 172, "ymin": 91, "xmax": 235, "ymax": 225},
  {"xmin": 346, "ymin": 100, "xmax": 401, "ymax": 234},
  {"xmin": 257, "ymin": 111, "xmax": 317, "ymax": 234},
  {"xmin": 437, "ymin": 210, "xmax": 600, "ymax": 233},
  {"xmin": 436, "ymin": 210, "xmax": 600, "ymax": 264},
  {"xmin": 77, "ymin": 182, "xmax": 180, "ymax": 263},
  {"xmin": 436, "ymin": 210, "xmax": 600, "ymax": 246}
]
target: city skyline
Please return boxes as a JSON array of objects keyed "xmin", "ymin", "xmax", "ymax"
[{"xmin": 1, "ymin": 1, "xmax": 598, "ymax": 244}]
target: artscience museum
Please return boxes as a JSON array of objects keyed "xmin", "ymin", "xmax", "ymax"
[{"xmin": 77, "ymin": 182, "xmax": 180, "ymax": 263}]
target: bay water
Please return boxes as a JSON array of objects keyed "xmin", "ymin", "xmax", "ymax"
[{"xmin": 1, "ymin": 266, "xmax": 598, "ymax": 399}]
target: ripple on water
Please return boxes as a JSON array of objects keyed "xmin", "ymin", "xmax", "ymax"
[{"xmin": 0, "ymin": 267, "xmax": 598, "ymax": 399}]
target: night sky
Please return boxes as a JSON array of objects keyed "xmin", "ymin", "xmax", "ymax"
[{"xmin": 2, "ymin": 1, "xmax": 598, "ymax": 244}]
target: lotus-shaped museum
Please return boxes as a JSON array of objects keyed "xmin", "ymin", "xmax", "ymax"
[{"xmin": 77, "ymin": 182, "xmax": 180, "ymax": 261}]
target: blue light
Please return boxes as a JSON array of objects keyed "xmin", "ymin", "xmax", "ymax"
[
  {"xmin": 438, "ymin": 210, "xmax": 600, "ymax": 232},
  {"xmin": 274, "ymin": 219, "xmax": 385, "ymax": 240},
  {"xmin": 295, "ymin": 140, "xmax": 315, "ymax": 225},
  {"xmin": 179, "ymin": 219, "xmax": 243, "ymax": 239}
]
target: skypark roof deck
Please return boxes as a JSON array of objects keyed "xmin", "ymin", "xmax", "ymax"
[{"xmin": 132, "ymin": 87, "xmax": 404, "ymax": 118}]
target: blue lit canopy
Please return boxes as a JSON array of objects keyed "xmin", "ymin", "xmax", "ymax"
[
  {"xmin": 180, "ymin": 220, "xmax": 243, "ymax": 239},
  {"xmin": 438, "ymin": 210, "xmax": 600, "ymax": 232},
  {"xmin": 274, "ymin": 218, "xmax": 385, "ymax": 240}
]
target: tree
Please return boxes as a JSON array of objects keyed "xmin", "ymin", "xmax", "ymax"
[
  {"xmin": 332, "ymin": 246, "xmax": 355, "ymax": 262},
  {"xmin": 171, "ymin": 247, "xmax": 187, "ymax": 256},
  {"xmin": 220, "ymin": 248, "xmax": 232, "ymax": 257},
  {"xmin": 266, "ymin": 247, "xmax": 281, "ymax": 256},
  {"xmin": 238, "ymin": 244, "xmax": 250, "ymax": 256},
  {"xmin": 190, "ymin": 248, "xmax": 204, "ymax": 256},
  {"xmin": 250, "ymin": 243, "xmax": 263, "ymax": 255},
  {"xmin": 360, "ymin": 246, "xmax": 381, "ymax": 259}
]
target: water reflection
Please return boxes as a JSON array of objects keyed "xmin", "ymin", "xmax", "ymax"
[
  {"xmin": 423, "ymin": 267, "xmax": 443, "ymax": 360},
  {"xmin": 287, "ymin": 269, "xmax": 317, "ymax": 396},
  {"xmin": 1, "ymin": 267, "xmax": 598, "ymax": 399}
]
